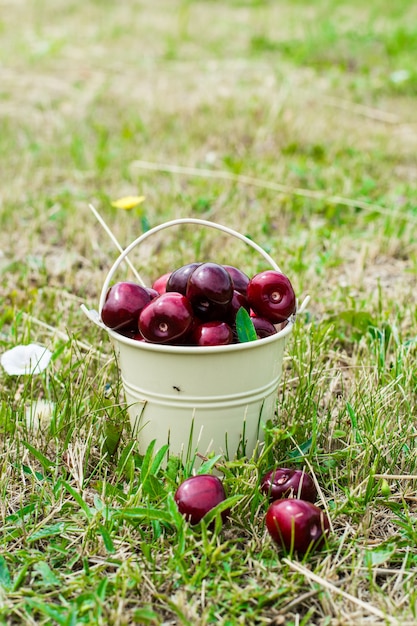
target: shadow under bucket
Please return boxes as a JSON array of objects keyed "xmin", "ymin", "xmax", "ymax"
[{"xmin": 83, "ymin": 218, "xmax": 303, "ymax": 462}]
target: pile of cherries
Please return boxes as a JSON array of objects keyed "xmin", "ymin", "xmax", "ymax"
[
  {"xmin": 101, "ymin": 262, "xmax": 296, "ymax": 346},
  {"xmin": 174, "ymin": 468, "xmax": 330, "ymax": 555}
]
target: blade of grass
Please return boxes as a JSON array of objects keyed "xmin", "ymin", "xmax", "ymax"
[
  {"xmin": 21, "ymin": 441, "xmax": 55, "ymax": 472},
  {"xmin": 131, "ymin": 160, "xmax": 417, "ymax": 224},
  {"xmin": 236, "ymin": 307, "xmax": 257, "ymax": 343},
  {"xmin": 88, "ymin": 203, "xmax": 146, "ymax": 286},
  {"xmin": 60, "ymin": 480, "xmax": 93, "ymax": 521}
]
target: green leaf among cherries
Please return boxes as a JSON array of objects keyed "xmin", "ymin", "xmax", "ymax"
[{"xmin": 235, "ymin": 307, "xmax": 257, "ymax": 343}]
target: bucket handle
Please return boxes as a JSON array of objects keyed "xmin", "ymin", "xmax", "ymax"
[
  {"xmin": 82, "ymin": 217, "xmax": 309, "ymax": 326},
  {"xmin": 97, "ymin": 218, "xmax": 287, "ymax": 314}
]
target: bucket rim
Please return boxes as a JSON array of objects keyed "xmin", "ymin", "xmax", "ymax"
[{"xmin": 105, "ymin": 316, "xmax": 294, "ymax": 354}]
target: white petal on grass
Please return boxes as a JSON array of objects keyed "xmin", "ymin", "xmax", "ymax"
[
  {"xmin": 25, "ymin": 400, "xmax": 55, "ymax": 431},
  {"xmin": 1, "ymin": 344, "xmax": 52, "ymax": 375},
  {"xmin": 390, "ymin": 69, "xmax": 410, "ymax": 84}
]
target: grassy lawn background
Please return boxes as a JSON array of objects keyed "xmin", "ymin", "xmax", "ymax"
[{"xmin": 1, "ymin": 0, "xmax": 417, "ymax": 624}]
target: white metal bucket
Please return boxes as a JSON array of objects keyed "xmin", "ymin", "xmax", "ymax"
[{"xmin": 83, "ymin": 218, "xmax": 302, "ymax": 461}]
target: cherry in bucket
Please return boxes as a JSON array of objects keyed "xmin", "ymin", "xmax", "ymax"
[
  {"xmin": 186, "ymin": 262, "xmax": 234, "ymax": 321},
  {"xmin": 139, "ymin": 292, "xmax": 194, "ymax": 344},
  {"xmin": 152, "ymin": 272, "xmax": 172, "ymax": 295},
  {"xmin": 174, "ymin": 474, "xmax": 229, "ymax": 525},
  {"xmin": 265, "ymin": 499, "xmax": 330, "ymax": 554},
  {"xmin": 192, "ymin": 320, "xmax": 233, "ymax": 346},
  {"xmin": 226, "ymin": 290, "xmax": 250, "ymax": 326},
  {"xmin": 166, "ymin": 262, "xmax": 201, "ymax": 295},
  {"xmin": 101, "ymin": 281, "xmax": 151, "ymax": 331},
  {"xmin": 223, "ymin": 265, "xmax": 250, "ymax": 295},
  {"xmin": 251, "ymin": 316, "xmax": 277, "ymax": 340},
  {"xmin": 247, "ymin": 270, "xmax": 296, "ymax": 323}
]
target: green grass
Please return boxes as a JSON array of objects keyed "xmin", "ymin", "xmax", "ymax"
[{"xmin": 1, "ymin": 0, "xmax": 417, "ymax": 624}]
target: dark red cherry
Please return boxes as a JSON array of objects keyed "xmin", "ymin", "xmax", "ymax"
[
  {"xmin": 226, "ymin": 290, "xmax": 250, "ymax": 325},
  {"xmin": 223, "ymin": 265, "xmax": 250, "ymax": 295},
  {"xmin": 186, "ymin": 263, "xmax": 233, "ymax": 321},
  {"xmin": 192, "ymin": 321, "xmax": 233, "ymax": 346},
  {"xmin": 138, "ymin": 292, "xmax": 194, "ymax": 344},
  {"xmin": 174, "ymin": 474, "xmax": 229, "ymax": 525},
  {"xmin": 166, "ymin": 262, "xmax": 201, "ymax": 295},
  {"xmin": 251, "ymin": 316, "xmax": 277, "ymax": 339},
  {"xmin": 132, "ymin": 332, "xmax": 147, "ymax": 342},
  {"xmin": 265, "ymin": 499, "xmax": 330, "ymax": 554},
  {"xmin": 147, "ymin": 287, "xmax": 160, "ymax": 300},
  {"xmin": 260, "ymin": 468, "xmax": 317, "ymax": 503},
  {"xmin": 247, "ymin": 270, "xmax": 296, "ymax": 323},
  {"xmin": 152, "ymin": 272, "xmax": 172, "ymax": 295},
  {"xmin": 101, "ymin": 282, "xmax": 151, "ymax": 331},
  {"xmin": 117, "ymin": 327, "xmax": 139, "ymax": 339}
]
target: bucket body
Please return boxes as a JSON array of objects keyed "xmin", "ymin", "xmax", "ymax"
[{"xmin": 107, "ymin": 322, "xmax": 292, "ymax": 460}]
